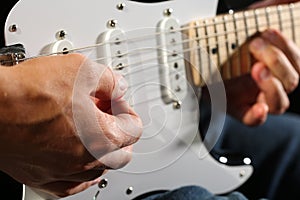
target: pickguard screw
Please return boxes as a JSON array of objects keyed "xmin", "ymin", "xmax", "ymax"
[
  {"xmin": 126, "ymin": 186, "xmax": 133, "ymax": 195},
  {"xmin": 98, "ymin": 178, "xmax": 108, "ymax": 189},
  {"xmin": 239, "ymin": 170, "xmax": 246, "ymax": 177},
  {"xmin": 9, "ymin": 24, "xmax": 17, "ymax": 32},
  {"xmin": 164, "ymin": 8, "xmax": 173, "ymax": 16},
  {"xmin": 56, "ymin": 30, "xmax": 67, "ymax": 40},
  {"xmin": 116, "ymin": 2, "xmax": 126, "ymax": 10},
  {"xmin": 173, "ymin": 100, "xmax": 182, "ymax": 109},
  {"xmin": 107, "ymin": 19, "xmax": 118, "ymax": 28},
  {"xmin": 115, "ymin": 63, "xmax": 124, "ymax": 70}
]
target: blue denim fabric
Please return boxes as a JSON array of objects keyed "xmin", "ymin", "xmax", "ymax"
[
  {"xmin": 217, "ymin": 113, "xmax": 300, "ymax": 200},
  {"xmin": 199, "ymin": 85, "xmax": 300, "ymax": 200},
  {"xmin": 142, "ymin": 186, "xmax": 248, "ymax": 200}
]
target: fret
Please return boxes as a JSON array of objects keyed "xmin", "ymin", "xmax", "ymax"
[
  {"xmin": 243, "ymin": 11, "xmax": 252, "ymax": 73},
  {"xmin": 183, "ymin": 2, "xmax": 300, "ymax": 86},
  {"xmin": 254, "ymin": 9, "xmax": 259, "ymax": 31},
  {"xmin": 185, "ymin": 21, "xmax": 203, "ymax": 87},
  {"xmin": 213, "ymin": 18, "xmax": 221, "ymax": 69},
  {"xmin": 289, "ymin": 3, "xmax": 296, "ymax": 41},
  {"xmin": 244, "ymin": 10, "xmax": 258, "ymax": 37},
  {"xmin": 265, "ymin": 7, "xmax": 271, "ymax": 27},
  {"xmin": 203, "ymin": 20, "xmax": 213, "ymax": 83},
  {"xmin": 194, "ymin": 20, "xmax": 203, "ymax": 86},
  {"xmin": 277, "ymin": 5, "xmax": 283, "ymax": 31},
  {"xmin": 292, "ymin": 3, "xmax": 300, "ymax": 46},
  {"xmin": 213, "ymin": 15, "xmax": 229, "ymax": 79},
  {"xmin": 221, "ymin": 15, "xmax": 232, "ymax": 80},
  {"xmin": 203, "ymin": 19, "xmax": 213, "ymax": 84},
  {"xmin": 266, "ymin": 6, "xmax": 281, "ymax": 31},
  {"xmin": 205, "ymin": 17, "xmax": 222, "ymax": 84},
  {"xmin": 232, "ymin": 12, "xmax": 242, "ymax": 77},
  {"xmin": 278, "ymin": 4, "xmax": 293, "ymax": 41}
]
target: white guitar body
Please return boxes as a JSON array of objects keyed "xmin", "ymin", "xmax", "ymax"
[{"xmin": 5, "ymin": 0, "xmax": 253, "ymax": 199}]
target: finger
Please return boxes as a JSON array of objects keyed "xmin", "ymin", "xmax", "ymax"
[
  {"xmin": 97, "ymin": 99, "xmax": 143, "ymax": 149},
  {"xmin": 249, "ymin": 37, "xmax": 299, "ymax": 93},
  {"xmin": 99, "ymin": 146, "xmax": 133, "ymax": 169},
  {"xmin": 94, "ymin": 68, "xmax": 128, "ymax": 101},
  {"xmin": 248, "ymin": 0, "xmax": 294, "ymax": 9},
  {"xmin": 248, "ymin": 0, "xmax": 276, "ymax": 9},
  {"xmin": 62, "ymin": 168, "xmax": 105, "ymax": 182},
  {"xmin": 251, "ymin": 62, "xmax": 290, "ymax": 114},
  {"xmin": 242, "ymin": 102, "xmax": 269, "ymax": 126},
  {"xmin": 40, "ymin": 179, "xmax": 100, "ymax": 198},
  {"xmin": 76, "ymin": 99, "xmax": 142, "ymax": 160},
  {"xmin": 261, "ymin": 29, "xmax": 300, "ymax": 74},
  {"xmin": 74, "ymin": 57, "xmax": 127, "ymax": 101}
]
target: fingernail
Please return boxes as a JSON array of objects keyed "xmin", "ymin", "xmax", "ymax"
[
  {"xmin": 250, "ymin": 38, "xmax": 266, "ymax": 51},
  {"xmin": 260, "ymin": 67, "xmax": 271, "ymax": 81}
]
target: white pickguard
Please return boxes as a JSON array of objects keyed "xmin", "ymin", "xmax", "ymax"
[{"xmin": 5, "ymin": 0, "xmax": 253, "ymax": 199}]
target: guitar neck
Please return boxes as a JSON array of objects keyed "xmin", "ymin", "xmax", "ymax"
[{"xmin": 184, "ymin": 2, "xmax": 300, "ymax": 87}]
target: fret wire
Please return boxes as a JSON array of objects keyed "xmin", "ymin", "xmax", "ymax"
[
  {"xmin": 120, "ymin": 23, "xmax": 298, "ymax": 83},
  {"xmin": 196, "ymin": 17, "xmax": 300, "ymax": 42},
  {"xmin": 223, "ymin": 15, "xmax": 231, "ymax": 79},
  {"xmin": 24, "ymin": 3, "xmax": 300, "ymax": 62},
  {"xmin": 194, "ymin": 20, "xmax": 203, "ymax": 85},
  {"xmin": 204, "ymin": 19, "xmax": 212, "ymax": 83},
  {"xmin": 243, "ymin": 11, "xmax": 251, "ymax": 73},
  {"xmin": 233, "ymin": 12, "xmax": 241, "ymax": 76},
  {"xmin": 213, "ymin": 18, "xmax": 221, "ymax": 68},
  {"xmin": 289, "ymin": 4, "xmax": 296, "ymax": 41},
  {"xmin": 254, "ymin": 9, "xmax": 259, "ymax": 31},
  {"xmin": 185, "ymin": 23, "xmax": 295, "ymax": 51},
  {"xmin": 265, "ymin": 7, "xmax": 271, "ymax": 27},
  {"xmin": 192, "ymin": 3, "xmax": 299, "ymax": 30},
  {"xmin": 178, "ymin": 3, "xmax": 300, "ymax": 37},
  {"xmin": 95, "ymin": 21, "xmax": 300, "ymax": 71},
  {"xmin": 277, "ymin": 5, "xmax": 283, "ymax": 31}
]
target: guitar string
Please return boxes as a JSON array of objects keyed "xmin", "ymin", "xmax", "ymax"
[
  {"xmin": 119, "ymin": 21, "xmax": 298, "ymax": 105},
  {"xmin": 113, "ymin": 22, "xmax": 298, "ymax": 74},
  {"xmin": 114, "ymin": 20, "xmax": 297, "ymax": 79},
  {"xmin": 12, "ymin": 17, "xmax": 299, "ymax": 70},
  {"xmin": 93, "ymin": 6, "xmax": 300, "ymax": 200},
  {"xmin": 23, "ymin": 17, "xmax": 294, "ymax": 74},
  {"xmin": 5, "ymin": 3, "xmax": 299, "ymax": 65},
  {"xmin": 2, "ymin": 7, "xmax": 298, "ymax": 107}
]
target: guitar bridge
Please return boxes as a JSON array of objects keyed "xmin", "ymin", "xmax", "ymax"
[{"xmin": 0, "ymin": 44, "xmax": 26, "ymax": 66}]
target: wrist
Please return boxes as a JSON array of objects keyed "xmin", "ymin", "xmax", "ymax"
[{"xmin": 0, "ymin": 67, "xmax": 23, "ymax": 124}]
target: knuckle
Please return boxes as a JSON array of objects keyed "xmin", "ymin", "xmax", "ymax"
[
  {"xmin": 104, "ymin": 118, "xmax": 142, "ymax": 149},
  {"xmin": 69, "ymin": 53, "xmax": 86, "ymax": 62},
  {"xmin": 104, "ymin": 127, "xmax": 123, "ymax": 148},
  {"xmin": 286, "ymin": 74, "xmax": 299, "ymax": 93},
  {"xmin": 268, "ymin": 53, "xmax": 281, "ymax": 67}
]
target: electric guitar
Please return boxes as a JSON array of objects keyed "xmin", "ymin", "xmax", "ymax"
[{"xmin": 4, "ymin": 0, "xmax": 300, "ymax": 199}]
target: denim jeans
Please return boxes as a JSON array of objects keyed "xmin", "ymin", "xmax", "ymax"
[{"xmin": 142, "ymin": 185, "xmax": 248, "ymax": 200}]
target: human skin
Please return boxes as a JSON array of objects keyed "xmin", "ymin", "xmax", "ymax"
[{"xmin": 0, "ymin": 53, "xmax": 142, "ymax": 197}]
